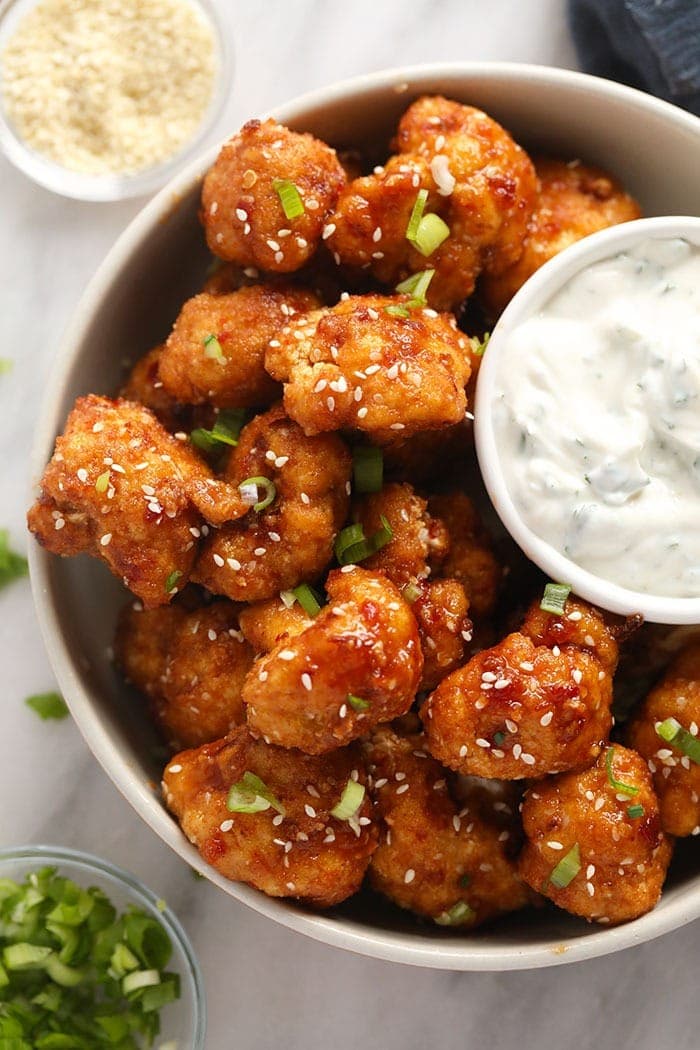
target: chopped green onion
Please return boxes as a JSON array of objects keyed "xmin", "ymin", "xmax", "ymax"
[
  {"xmin": 405, "ymin": 188, "xmax": 428, "ymax": 242},
  {"xmin": 0, "ymin": 358, "xmax": 13, "ymax": 374},
  {"xmin": 605, "ymin": 747, "xmax": 639, "ymax": 796},
  {"xmin": 95, "ymin": 470, "xmax": 110, "ymax": 493},
  {"xmin": 0, "ymin": 529, "xmax": 28, "ymax": 591},
  {"xmin": 25, "ymin": 692, "xmax": 68, "ymax": 721},
  {"xmin": 471, "ymin": 332, "xmax": 491, "ymax": 357},
  {"xmin": 334, "ymin": 515, "xmax": 393, "ymax": 566},
  {"xmin": 412, "ymin": 212, "xmax": 450, "ymax": 257},
  {"xmin": 548, "ymin": 843, "xmax": 581, "ymax": 889},
  {"xmin": 347, "ymin": 694, "xmax": 370, "ymax": 712},
  {"xmin": 627, "ymin": 804, "xmax": 645, "ymax": 819},
  {"xmin": 203, "ymin": 333, "xmax": 225, "ymax": 362},
  {"xmin": 279, "ymin": 590, "xmax": 296, "ymax": 609},
  {"xmin": 352, "ymin": 445, "xmax": 383, "ymax": 493},
  {"xmin": 493, "ymin": 731, "xmax": 506, "ymax": 746},
  {"xmin": 227, "ymin": 771, "xmax": 285, "ymax": 815},
  {"xmin": 238, "ymin": 475, "xmax": 276, "ymax": 512},
  {"xmin": 434, "ymin": 900, "xmax": 475, "ymax": 926},
  {"xmin": 3, "ymin": 943, "xmax": 53, "ymax": 970},
  {"xmin": 395, "ymin": 268, "xmax": 435, "ymax": 305},
  {"xmin": 190, "ymin": 408, "xmax": 247, "ymax": 453},
  {"xmin": 330, "ymin": 779, "xmax": 365, "ymax": 821},
  {"xmin": 165, "ymin": 569, "xmax": 182, "ymax": 594},
  {"xmin": 292, "ymin": 583, "xmax": 321, "ymax": 617},
  {"xmin": 458, "ymin": 873, "xmax": 471, "ymax": 889},
  {"xmin": 384, "ymin": 303, "xmax": 411, "ymax": 318},
  {"xmin": 273, "ymin": 178, "xmax": 305, "ymax": 220},
  {"xmin": 540, "ymin": 581, "xmax": 571, "ymax": 615},
  {"xmin": 655, "ymin": 717, "xmax": 700, "ymax": 764},
  {"xmin": 402, "ymin": 582, "xmax": 421, "ymax": 603}
]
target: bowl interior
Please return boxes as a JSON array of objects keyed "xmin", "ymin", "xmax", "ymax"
[{"xmin": 29, "ymin": 64, "xmax": 700, "ymax": 969}]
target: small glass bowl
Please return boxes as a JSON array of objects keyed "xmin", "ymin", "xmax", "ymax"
[
  {"xmin": 0, "ymin": 0, "xmax": 232, "ymax": 201},
  {"xmin": 0, "ymin": 845, "xmax": 206, "ymax": 1048}
]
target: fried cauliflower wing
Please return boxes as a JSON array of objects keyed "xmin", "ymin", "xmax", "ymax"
[
  {"xmin": 238, "ymin": 595, "xmax": 314, "ymax": 654},
  {"xmin": 411, "ymin": 578, "xmax": 472, "ymax": 692},
  {"xmin": 354, "ymin": 482, "xmax": 448, "ymax": 587},
  {"xmin": 163, "ymin": 726, "xmax": 377, "ymax": 906},
  {"xmin": 428, "ymin": 492, "xmax": 502, "ymax": 621},
  {"xmin": 119, "ymin": 344, "xmax": 187, "ymax": 431}
]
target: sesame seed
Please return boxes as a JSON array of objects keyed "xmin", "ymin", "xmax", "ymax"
[
  {"xmin": 396, "ymin": 783, "xmax": 409, "ymax": 795},
  {"xmin": 235, "ymin": 208, "xmax": 248, "ymax": 221},
  {"xmin": 547, "ymin": 840, "xmax": 563, "ymax": 850},
  {"xmin": 266, "ymin": 239, "xmax": 280, "ymax": 251},
  {"xmin": 254, "ymin": 547, "xmax": 267, "ymax": 557},
  {"xmin": 521, "ymin": 753, "xmax": 536, "ymax": 765},
  {"xmin": 459, "ymin": 745, "xmax": 468, "ymax": 757},
  {"xmin": 272, "ymin": 813, "xmax": 284, "ymax": 826},
  {"xmin": 357, "ymin": 407, "xmax": 368, "ymax": 419},
  {"xmin": 278, "ymin": 649, "xmax": 296, "ymax": 661},
  {"xmin": 552, "ymin": 645, "xmax": 561, "ymax": 656},
  {"xmin": 481, "ymin": 672, "xmax": 497, "ymax": 682},
  {"xmin": 540, "ymin": 711, "xmax": 554, "ymax": 727},
  {"xmin": 572, "ymin": 668, "xmax": 583, "ymax": 685},
  {"xmin": 505, "ymin": 719, "xmax": 518, "ymax": 734},
  {"xmin": 219, "ymin": 820, "xmax": 234, "ymax": 832},
  {"xmin": 301, "ymin": 673, "xmax": 312, "ymax": 691},
  {"xmin": 586, "ymin": 864, "xmax": 596, "ymax": 879},
  {"xmin": 567, "ymin": 610, "xmax": 583, "ymax": 621},
  {"xmin": 452, "ymin": 815, "xmax": 461, "ymax": 832},
  {"xmin": 327, "ymin": 396, "xmax": 335, "ymax": 412},
  {"xmin": 54, "ymin": 517, "xmax": 65, "ymax": 530},
  {"xmin": 594, "ymin": 797, "xmax": 605, "ymax": 811},
  {"xmin": 512, "ymin": 744, "xmax": 522, "ymax": 760},
  {"xmin": 304, "ymin": 804, "xmax": 316, "ymax": 818},
  {"xmin": 586, "ymin": 883, "xmax": 595, "ymax": 897},
  {"xmin": 213, "ymin": 553, "xmax": 224, "ymax": 567},
  {"xmin": 519, "ymin": 661, "xmax": 534, "ymax": 672},
  {"xmin": 207, "ymin": 629, "xmax": 217, "ymax": 641},
  {"xmin": 167, "ymin": 764, "xmax": 182, "ymax": 773},
  {"xmin": 494, "ymin": 678, "xmax": 511, "ymax": 690},
  {"xmin": 404, "ymin": 868, "xmax": 415, "ymax": 884},
  {"xmin": 77, "ymin": 468, "xmax": 88, "ymax": 483},
  {"xmin": 227, "ymin": 558, "xmax": 241, "ymax": 570},
  {"xmin": 476, "ymin": 738, "xmax": 491, "ymax": 749},
  {"xmin": 339, "ymin": 704, "xmax": 347, "ymax": 718},
  {"xmin": 100, "ymin": 533, "xmax": 112, "ymax": 546}
]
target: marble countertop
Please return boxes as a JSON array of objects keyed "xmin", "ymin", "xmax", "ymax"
[{"xmin": 1, "ymin": 1, "xmax": 697, "ymax": 1047}]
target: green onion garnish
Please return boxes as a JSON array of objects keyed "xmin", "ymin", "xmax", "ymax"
[
  {"xmin": 434, "ymin": 900, "xmax": 475, "ymax": 926},
  {"xmin": 0, "ymin": 358, "xmax": 13, "ymax": 374},
  {"xmin": 330, "ymin": 779, "xmax": 365, "ymax": 821},
  {"xmin": 347, "ymin": 694, "xmax": 370, "ymax": 712},
  {"xmin": 548, "ymin": 843, "xmax": 581, "ymax": 889},
  {"xmin": 540, "ymin": 581, "xmax": 571, "ymax": 615},
  {"xmin": 405, "ymin": 188, "xmax": 429, "ymax": 242},
  {"xmin": 413, "ymin": 212, "xmax": 450, "ymax": 257},
  {"xmin": 203, "ymin": 333, "xmax": 225, "ymax": 363},
  {"xmin": 458, "ymin": 873, "xmax": 472, "ymax": 889},
  {"xmin": 95, "ymin": 470, "xmax": 111, "ymax": 494},
  {"xmin": 384, "ymin": 304, "xmax": 411, "ymax": 318},
  {"xmin": 226, "ymin": 771, "xmax": 285, "ymax": 815},
  {"xmin": 165, "ymin": 569, "xmax": 182, "ymax": 594},
  {"xmin": 190, "ymin": 408, "xmax": 247, "ymax": 454},
  {"xmin": 402, "ymin": 582, "xmax": 421, "ymax": 603},
  {"xmin": 627, "ymin": 804, "xmax": 645, "ymax": 819},
  {"xmin": 395, "ymin": 268, "xmax": 435, "ymax": 305},
  {"xmin": 352, "ymin": 445, "xmax": 383, "ymax": 493},
  {"xmin": 0, "ymin": 529, "xmax": 28, "ymax": 591},
  {"xmin": 493, "ymin": 731, "xmax": 506, "ymax": 746},
  {"xmin": 25, "ymin": 692, "xmax": 68, "ymax": 721},
  {"xmin": 292, "ymin": 583, "xmax": 321, "ymax": 617},
  {"xmin": 272, "ymin": 178, "xmax": 305, "ymax": 220},
  {"xmin": 655, "ymin": 717, "xmax": 700, "ymax": 764},
  {"xmin": 471, "ymin": 332, "xmax": 491, "ymax": 357},
  {"xmin": 238, "ymin": 476, "xmax": 276, "ymax": 512},
  {"xmin": 334, "ymin": 515, "xmax": 393, "ymax": 566},
  {"xmin": 605, "ymin": 747, "xmax": 639, "ymax": 796}
]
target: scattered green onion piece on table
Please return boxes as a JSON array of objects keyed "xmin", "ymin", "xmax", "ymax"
[
  {"xmin": 605, "ymin": 747, "xmax": 640, "ymax": 796},
  {"xmin": 238, "ymin": 476, "xmax": 276, "ymax": 512},
  {"xmin": 95, "ymin": 469, "xmax": 111, "ymax": 493},
  {"xmin": 412, "ymin": 212, "xmax": 450, "ymax": 257},
  {"xmin": 548, "ymin": 842, "xmax": 581, "ymax": 889},
  {"xmin": 540, "ymin": 581, "xmax": 571, "ymax": 615},
  {"xmin": 627, "ymin": 804, "xmax": 645, "ymax": 819},
  {"xmin": 471, "ymin": 332, "xmax": 491, "ymax": 356},
  {"xmin": 25, "ymin": 692, "xmax": 68, "ymax": 721},
  {"xmin": 292, "ymin": 583, "xmax": 321, "ymax": 617},
  {"xmin": 227, "ymin": 771, "xmax": 285, "ymax": 816},
  {"xmin": 405, "ymin": 188, "xmax": 428, "ymax": 242},
  {"xmin": 402, "ymin": 582, "xmax": 421, "ymax": 604},
  {"xmin": 202, "ymin": 332, "xmax": 225, "ymax": 362},
  {"xmin": 272, "ymin": 178, "xmax": 305, "ymax": 220},
  {"xmin": 395, "ymin": 268, "xmax": 435, "ymax": 305},
  {"xmin": 352, "ymin": 445, "xmax": 383, "ymax": 493},
  {"xmin": 434, "ymin": 900, "xmax": 475, "ymax": 926},
  {"xmin": 330, "ymin": 779, "xmax": 365, "ymax": 821},
  {"xmin": 655, "ymin": 717, "xmax": 700, "ymax": 764},
  {"xmin": 165, "ymin": 569, "xmax": 182, "ymax": 594},
  {"xmin": 0, "ymin": 358, "xmax": 13, "ymax": 374},
  {"xmin": 347, "ymin": 694, "xmax": 370, "ymax": 712},
  {"xmin": 0, "ymin": 529, "xmax": 28, "ymax": 591}
]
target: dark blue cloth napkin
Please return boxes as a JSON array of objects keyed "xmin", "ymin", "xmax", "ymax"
[{"xmin": 569, "ymin": 0, "xmax": 700, "ymax": 116}]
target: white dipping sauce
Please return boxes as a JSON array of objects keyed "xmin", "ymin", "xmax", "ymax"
[{"xmin": 494, "ymin": 236, "xmax": 700, "ymax": 598}]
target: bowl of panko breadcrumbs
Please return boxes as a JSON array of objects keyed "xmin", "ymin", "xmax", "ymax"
[
  {"xmin": 27, "ymin": 63, "xmax": 700, "ymax": 970},
  {"xmin": 0, "ymin": 0, "xmax": 231, "ymax": 200}
]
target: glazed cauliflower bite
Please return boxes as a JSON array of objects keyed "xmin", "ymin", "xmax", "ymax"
[
  {"xmin": 242, "ymin": 567, "xmax": 423, "ymax": 754},
  {"xmin": 159, "ymin": 284, "xmax": 320, "ymax": 408},
  {"xmin": 411, "ymin": 578, "xmax": 472, "ymax": 693},
  {"xmin": 265, "ymin": 294, "xmax": 472, "ymax": 441},
  {"xmin": 163, "ymin": 726, "xmax": 377, "ymax": 906},
  {"xmin": 238, "ymin": 595, "xmax": 314, "ymax": 654},
  {"xmin": 193, "ymin": 405, "xmax": 351, "ymax": 602},
  {"xmin": 627, "ymin": 642, "xmax": 700, "ymax": 837},
  {"xmin": 481, "ymin": 157, "xmax": 641, "ymax": 317},
  {"xmin": 366, "ymin": 728, "xmax": 529, "ymax": 927},
  {"xmin": 325, "ymin": 96, "xmax": 538, "ymax": 310},
  {"xmin": 120, "ymin": 345, "xmax": 186, "ymax": 431},
  {"xmin": 423, "ymin": 596, "xmax": 618, "ymax": 779},
  {"xmin": 27, "ymin": 395, "xmax": 215, "ymax": 607},
  {"xmin": 428, "ymin": 492, "xmax": 502, "ymax": 621},
  {"xmin": 201, "ymin": 118, "xmax": 346, "ymax": 272},
  {"xmin": 519, "ymin": 745, "xmax": 672, "ymax": 925},
  {"xmin": 115, "ymin": 598, "xmax": 254, "ymax": 750}
]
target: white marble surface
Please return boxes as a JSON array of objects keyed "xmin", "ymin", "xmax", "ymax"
[{"xmin": 1, "ymin": 2, "xmax": 697, "ymax": 1047}]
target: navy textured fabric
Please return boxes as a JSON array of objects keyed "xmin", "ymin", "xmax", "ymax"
[{"xmin": 569, "ymin": 0, "xmax": 700, "ymax": 116}]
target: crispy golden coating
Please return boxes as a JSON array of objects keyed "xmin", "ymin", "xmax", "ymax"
[
  {"xmin": 382, "ymin": 421, "xmax": 472, "ymax": 485},
  {"xmin": 163, "ymin": 726, "xmax": 377, "ymax": 905},
  {"xmin": 201, "ymin": 119, "xmax": 346, "ymax": 272},
  {"xmin": 119, "ymin": 345, "xmax": 186, "ymax": 430},
  {"xmin": 412, "ymin": 579, "xmax": 472, "ymax": 692},
  {"xmin": 326, "ymin": 96, "xmax": 538, "ymax": 310},
  {"xmin": 265, "ymin": 294, "xmax": 471, "ymax": 441},
  {"xmin": 354, "ymin": 482, "xmax": 448, "ymax": 587},
  {"xmin": 243, "ymin": 567, "xmax": 423, "ymax": 754},
  {"xmin": 423, "ymin": 597, "xmax": 617, "ymax": 779},
  {"xmin": 27, "ymin": 395, "xmax": 212, "ymax": 607},
  {"xmin": 238, "ymin": 595, "xmax": 313, "ymax": 653},
  {"xmin": 115, "ymin": 598, "xmax": 254, "ymax": 750},
  {"xmin": 481, "ymin": 157, "xmax": 641, "ymax": 317},
  {"xmin": 366, "ymin": 728, "xmax": 529, "ymax": 926},
  {"xmin": 627, "ymin": 643, "xmax": 700, "ymax": 837},
  {"xmin": 160, "ymin": 285, "xmax": 320, "ymax": 408},
  {"xmin": 521, "ymin": 596, "xmax": 620, "ymax": 676},
  {"xmin": 519, "ymin": 745, "xmax": 672, "ymax": 925},
  {"xmin": 428, "ymin": 492, "xmax": 501, "ymax": 621},
  {"xmin": 193, "ymin": 405, "xmax": 351, "ymax": 601}
]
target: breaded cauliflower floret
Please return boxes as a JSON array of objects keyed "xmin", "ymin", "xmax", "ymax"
[
  {"xmin": 382, "ymin": 421, "xmax": 472, "ymax": 486},
  {"xmin": 423, "ymin": 596, "xmax": 617, "ymax": 779},
  {"xmin": 518, "ymin": 745, "xmax": 672, "ymax": 925},
  {"xmin": 242, "ymin": 567, "xmax": 423, "ymax": 754},
  {"xmin": 163, "ymin": 726, "xmax": 377, "ymax": 906},
  {"xmin": 326, "ymin": 96, "xmax": 538, "ymax": 310},
  {"xmin": 201, "ymin": 119, "xmax": 346, "ymax": 272},
  {"xmin": 160, "ymin": 285, "xmax": 320, "ymax": 408},
  {"xmin": 521, "ymin": 596, "xmax": 620, "ymax": 676},
  {"xmin": 411, "ymin": 578, "xmax": 472, "ymax": 692},
  {"xmin": 428, "ymin": 492, "xmax": 501, "ymax": 621},
  {"xmin": 120, "ymin": 345, "xmax": 186, "ymax": 431},
  {"xmin": 265, "ymin": 294, "xmax": 472, "ymax": 441},
  {"xmin": 354, "ymin": 482, "xmax": 448, "ymax": 587},
  {"xmin": 238, "ymin": 595, "xmax": 314, "ymax": 654},
  {"xmin": 366, "ymin": 728, "xmax": 529, "ymax": 927},
  {"xmin": 627, "ymin": 642, "xmax": 700, "ymax": 837},
  {"xmin": 27, "ymin": 395, "xmax": 213, "ymax": 607},
  {"xmin": 481, "ymin": 157, "xmax": 641, "ymax": 317},
  {"xmin": 193, "ymin": 405, "xmax": 351, "ymax": 601},
  {"xmin": 115, "ymin": 598, "xmax": 254, "ymax": 750}
]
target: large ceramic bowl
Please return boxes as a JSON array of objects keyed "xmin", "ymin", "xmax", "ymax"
[{"xmin": 29, "ymin": 63, "xmax": 700, "ymax": 970}]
